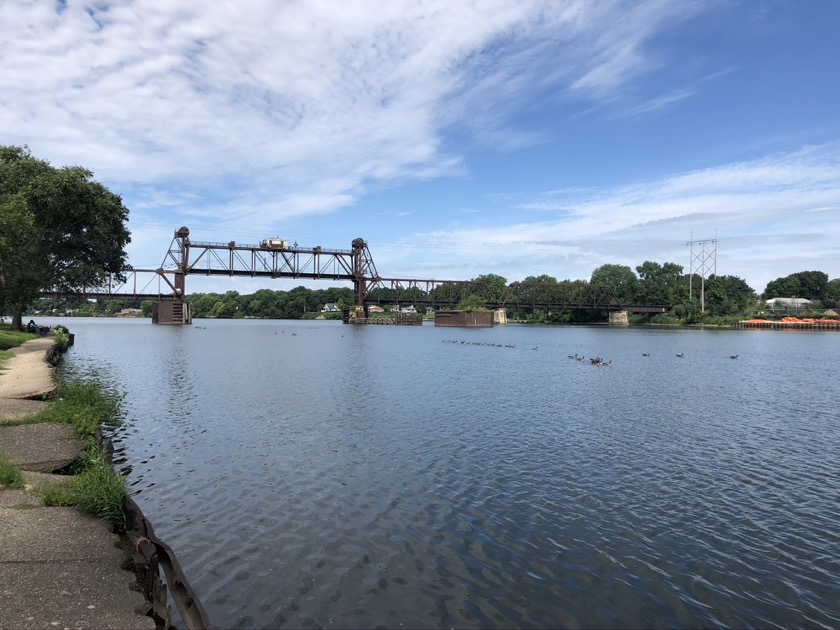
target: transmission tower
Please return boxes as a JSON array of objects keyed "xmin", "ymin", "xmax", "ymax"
[{"xmin": 686, "ymin": 232, "xmax": 717, "ymax": 312}]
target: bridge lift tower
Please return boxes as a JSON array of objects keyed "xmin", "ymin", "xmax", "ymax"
[{"xmin": 152, "ymin": 226, "xmax": 379, "ymax": 324}]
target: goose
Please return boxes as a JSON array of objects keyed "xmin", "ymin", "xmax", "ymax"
[
  {"xmin": 642, "ymin": 353, "xmax": 651, "ymax": 357},
  {"xmin": 676, "ymin": 352, "xmax": 684, "ymax": 358},
  {"xmin": 730, "ymin": 354, "xmax": 739, "ymax": 359}
]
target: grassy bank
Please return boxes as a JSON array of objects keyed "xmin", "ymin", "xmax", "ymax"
[
  {"xmin": 0, "ymin": 329, "xmax": 38, "ymax": 368},
  {"xmin": 1, "ymin": 331, "xmax": 129, "ymax": 528}
]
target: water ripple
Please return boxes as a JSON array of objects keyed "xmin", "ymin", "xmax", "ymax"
[{"xmin": 47, "ymin": 318, "xmax": 840, "ymax": 629}]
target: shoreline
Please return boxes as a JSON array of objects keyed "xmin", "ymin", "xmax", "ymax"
[{"xmin": 0, "ymin": 336, "xmax": 162, "ymax": 629}]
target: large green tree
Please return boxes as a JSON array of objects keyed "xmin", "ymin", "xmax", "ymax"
[
  {"xmin": 764, "ymin": 270, "xmax": 829, "ymax": 301},
  {"xmin": 703, "ymin": 275, "xmax": 757, "ymax": 316},
  {"xmin": 470, "ymin": 273, "xmax": 508, "ymax": 302},
  {"xmin": 635, "ymin": 261, "xmax": 686, "ymax": 305},
  {"xmin": 590, "ymin": 264, "xmax": 638, "ymax": 304},
  {"xmin": 0, "ymin": 146, "xmax": 131, "ymax": 328}
]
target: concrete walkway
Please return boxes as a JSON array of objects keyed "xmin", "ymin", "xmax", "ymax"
[{"xmin": 0, "ymin": 337, "xmax": 156, "ymax": 629}]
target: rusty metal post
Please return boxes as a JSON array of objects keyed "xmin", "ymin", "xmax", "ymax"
[
  {"xmin": 173, "ymin": 226, "xmax": 189, "ymax": 300},
  {"xmin": 351, "ymin": 237, "xmax": 367, "ymax": 306}
]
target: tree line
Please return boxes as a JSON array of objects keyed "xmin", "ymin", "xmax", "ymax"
[
  {"xmin": 3, "ymin": 145, "xmax": 839, "ymax": 327},
  {"xmin": 28, "ymin": 265, "xmax": 840, "ymax": 325}
]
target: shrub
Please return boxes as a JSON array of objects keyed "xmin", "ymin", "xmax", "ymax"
[{"xmin": 52, "ymin": 326, "xmax": 71, "ymax": 351}]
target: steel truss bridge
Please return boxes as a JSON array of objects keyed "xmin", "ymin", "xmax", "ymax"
[{"xmin": 45, "ymin": 226, "xmax": 667, "ymax": 316}]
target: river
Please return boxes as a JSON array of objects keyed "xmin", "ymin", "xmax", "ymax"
[{"xmin": 42, "ymin": 316, "xmax": 840, "ymax": 629}]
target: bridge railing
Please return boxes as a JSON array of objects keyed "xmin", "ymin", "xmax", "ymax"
[
  {"xmin": 41, "ymin": 269, "xmax": 177, "ymax": 301},
  {"xmin": 182, "ymin": 241, "xmax": 357, "ymax": 280}
]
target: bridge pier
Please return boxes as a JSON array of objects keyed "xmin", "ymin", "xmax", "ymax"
[
  {"xmin": 152, "ymin": 301, "xmax": 192, "ymax": 325},
  {"xmin": 494, "ymin": 308, "xmax": 507, "ymax": 325},
  {"xmin": 609, "ymin": 311, "xmax": 630, "ymax": 326}
]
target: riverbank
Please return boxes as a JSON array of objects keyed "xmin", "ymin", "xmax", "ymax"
[{"xmin": 0, "ymin": 337, "xmax": 156, "ymax": 629}]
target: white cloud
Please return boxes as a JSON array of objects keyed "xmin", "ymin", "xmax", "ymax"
[
  {"xmin": 385, "ymin": 145, "xmax": 840, "ymax": 291},
  {"xmin": 2, "ymin": 0, "xmax": 698, "ymax": 199}
]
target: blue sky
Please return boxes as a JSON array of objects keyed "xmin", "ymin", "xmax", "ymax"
[{"xmin": 3, "ymin": 0, "xmax": 839, "ymax": 296}]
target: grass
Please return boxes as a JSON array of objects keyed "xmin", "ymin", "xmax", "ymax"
[
  {"xmin": 0, "ymin": 328, "xmax": 38, "ymax": 351},
  {"xmin": 36, "ymin": 380, "xmax": 124, "ymax": 440},
  {"xmin": 68, "ymin": 449, "xmax": 128, "ymax": 525},
  {"xmin": 1, "ymin": 325, "xmax": 129, "ymax": 527},
  {"xmin": 35, "ymin": 380, "xmax": 129, "ymax": 527},
  {"xmin": 0, "ymin": 455, "xmax": 25, "ymax": 489}
]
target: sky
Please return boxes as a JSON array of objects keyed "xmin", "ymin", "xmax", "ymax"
[{"xmin": 3, "ymin": 0, "xmax": 840, "ymax": 297}]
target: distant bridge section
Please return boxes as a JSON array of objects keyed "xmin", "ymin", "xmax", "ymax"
[{"xmin": 364, "ymin": 277, "xmax": 667, "ymax": 314}]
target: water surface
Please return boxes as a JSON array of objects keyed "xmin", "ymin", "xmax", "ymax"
[{"xmin": 48, "ymin": 317, "xmax": 840, "ymax": 629}]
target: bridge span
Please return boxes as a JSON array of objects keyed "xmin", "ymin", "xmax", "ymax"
[{"xmin": 46, "ymin": 226, "xmax": 667, "ymax": 324}]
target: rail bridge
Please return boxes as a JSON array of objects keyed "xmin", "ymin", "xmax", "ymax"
[{"xmin": 48, "ymin": 226, "xmax": 667, "ymax": 324}]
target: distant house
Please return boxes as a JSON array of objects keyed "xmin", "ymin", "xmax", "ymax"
[
  {"xmin": 765, "ymin": 297, "xmax": 811, "ymax": 307},
  {"xmin": 368, "ymin": 305, "xmax": 384, "ymax": 313},
  {"xmin": 400, "ymin": 305, "xmax": 417, "ymax": 313},
  {"xmin": 322, "ymin": 303, "xmax": 339, "ymax": 312}
]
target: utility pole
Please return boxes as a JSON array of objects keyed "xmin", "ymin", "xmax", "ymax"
[{"xmin": 686, "ymin": 231, "xmax": 718, "ymax": 313}]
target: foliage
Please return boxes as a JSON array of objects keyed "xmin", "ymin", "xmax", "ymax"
[
  {"xmin": 471, "ymin": 274, "xmax": 508, "ymax": 301},
  {"xmin": 590, "ymin": 264, "xmax": 639, "ymax": 304},
  {"xmin": 187, "ymin": 286, "xmax": 354, "ymax": 319},
  {"xmin": 0, "ymin": 328, "xmax": 36, "ymax": 350},
  {"xmin": 636, "ymin": 261, "xmax": 687, "ymax": 305},
  {"xmin": 763, "ymin": 270, "xmax": 829, "ymax": 301},
  {"xmin": 0, "ymin": 145, "xmax": 131, "ymax": 328},
  {"xmin": 36, "ymin": 380, "xmax": 123, "ymax": 440},
  {"xmin": 9, "ymin": 378, "xmax": 128, "ymax": 526},
  {"xmin": 457, "ymin": 294, "xmax": 490, "ymax": 312},
  {"xmin": 51, "ymin": 325, "xmax": 71, "ymax": 351},
  {"xmin": 0, "ymin": 455, "xmax": 24, "ymax": 489},
  {"xmin": 37, "ymin": 482, "xmax": 75, "ymax": 507},
  {"xmin": 70, "ymin": 449, "xmax": 128, "ymax": 527}
]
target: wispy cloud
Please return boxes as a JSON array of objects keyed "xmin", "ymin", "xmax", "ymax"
[
  {"xmin": 2, "ymin": 1, "xmax": 701, "ymax": 211},
  {"xmin": 380, "ymin": 145, "xmax": 840, "ymax": 290}
]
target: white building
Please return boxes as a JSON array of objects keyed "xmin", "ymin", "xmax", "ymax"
[{"xmin": 765, "ymin": 297, "xmax": 811, "ymax": 307}]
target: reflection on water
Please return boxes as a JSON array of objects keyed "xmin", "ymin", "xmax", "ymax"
[{"xmin": 49, "ymin": 317, "xmax": 840, "ymax": 629}]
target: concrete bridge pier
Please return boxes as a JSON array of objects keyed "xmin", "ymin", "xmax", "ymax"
[
  {"xmin": 494, "ymin": 308, "xmax": 508, "ymax": 325},
  {"xmin": 609, "ymin": 310, "xmax": 630, "ymax": 326},
  {"xmin": 151, "ymin": 301, "xmax": 192, "ymax": 325}
]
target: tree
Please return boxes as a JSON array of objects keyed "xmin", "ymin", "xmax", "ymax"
[
  {"xmin": 635, "ymin": 261, "xmax": 686, "ymax": 306},
  {"xmin": 590, "ymin": 264, "xmax": 638, "ymax": 304},
  {"xmin": 704, "ymin": 275, "xmax": 756, "ymax": 316},
  {"xmin": 457, "ymin": 294, "xmax": 489, "ymax": 312},
  {"xmin": 763, "ymin": 271, "xmax": 828, "ymax": 301},
  {"xmin": 470, "ymin": 274, "xmax": 508, "ymax": 301},
  {"xmin": 0, "ymin": 146, "xmax": 130, "ymax": 328}
]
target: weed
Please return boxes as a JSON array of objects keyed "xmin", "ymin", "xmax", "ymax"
[
  {"xmin": 0, "ymin": 456, "xmax": 25, "ymax": 489},
  {"xmin": 71, "ymin": 449, "xmax": 128, "ymax": 527},
  {"xmin": 37, "ymin": 381, "xmax": 124, "ymax": 439},
  {"xmin": 37, "ymin": 483, "xmax": 75, "ymax": 506},
  {"xmin": 52, "ymin": 326, "xmax": 71, "ymax": 351}
]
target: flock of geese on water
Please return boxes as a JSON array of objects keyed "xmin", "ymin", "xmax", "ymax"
[
  {"xmin": 197, "ymin": 327, "xmax": 741, "ymax": 363},
  {"xmin": 441, "ymin": 339, "xmax": 741, "ymax": 366}
]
